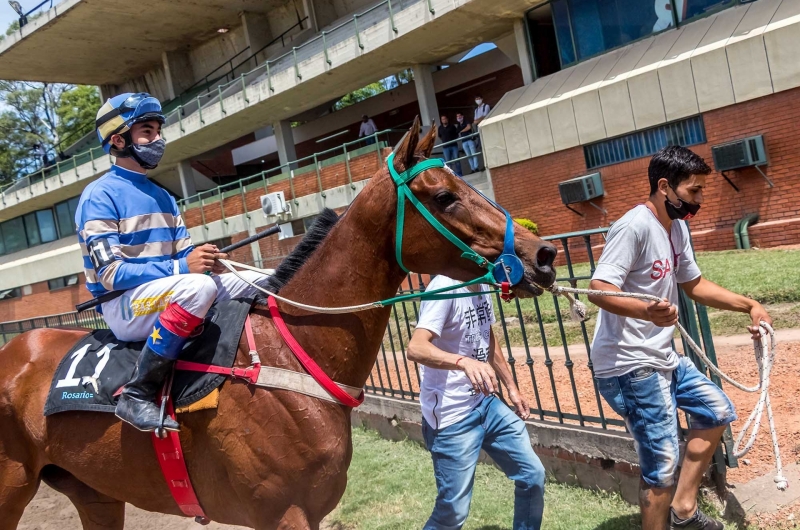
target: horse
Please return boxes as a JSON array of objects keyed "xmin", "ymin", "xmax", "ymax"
[{"xmin": 0, "ymin": 118, "xmax": 557, "ymax": 529}]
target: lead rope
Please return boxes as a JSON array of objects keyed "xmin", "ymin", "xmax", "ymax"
[
  {"xmin": 218, "ymin": 259, "xmax": 787, "ymax": 489},
  {"xmin": 547, "ymin": 283, "xmax": 788, "ymax": 491}
]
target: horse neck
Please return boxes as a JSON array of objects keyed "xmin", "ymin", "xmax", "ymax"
[{"xmin": 264, "ymin": 172, "xmax": 408, "ymax": 387}]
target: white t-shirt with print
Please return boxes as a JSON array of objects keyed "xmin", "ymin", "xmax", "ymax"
[
  {"xmin": 416, "ymin": 275, "xmax": 496, "ymax": 430},
  {"xmin": 590, "ymin": 205, "xmax": 701, "ymax": 377}
]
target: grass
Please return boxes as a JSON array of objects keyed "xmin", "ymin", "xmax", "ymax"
[
  {"xmin": 382, "ymin": 248, "xmax": 800, "ymax": 351},
  {"xmin": 327, "ymin": 428, "xmax": 641, "ymax": 530}
]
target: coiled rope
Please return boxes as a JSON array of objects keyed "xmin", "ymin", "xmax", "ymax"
[{"xmin": 220, "ymin": 259, "xmax": 788, "ymax": 490}]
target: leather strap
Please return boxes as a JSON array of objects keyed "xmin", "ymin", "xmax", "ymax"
[
  {"xmin": 267, "ymin": 297, "xmax": 364, "ymax": 407},
  {"xmin": 151, "ymin": 398, "xmax": 210, "ymax": 524}
]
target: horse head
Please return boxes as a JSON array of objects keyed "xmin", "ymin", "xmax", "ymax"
[{"xmin": 388, "ymin": 117, "xmax": 557, "ymax": 297}]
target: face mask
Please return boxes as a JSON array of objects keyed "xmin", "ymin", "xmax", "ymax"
[
  {"xmin": 130, "ymin": 139, "xmax": 166, "ymax": 170},
  {"xmin": 475, "ymin": 99, "xmax": 482, "ymax": 105},
  {"xmin": 664, "ymin": 187, "xmax": 700, "ymax": 220}
]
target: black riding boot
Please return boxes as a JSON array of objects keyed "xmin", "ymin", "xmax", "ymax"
[{"xmin": 115, "ymin": 346, "xmax": 180, "ymax": 432}]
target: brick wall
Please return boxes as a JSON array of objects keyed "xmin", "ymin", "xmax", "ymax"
[
  {"xmin": 0, "ymin": 274, "xmax": 93, "ymax": 322},
  {"xmin": 491, "ymin": 86, "xmax": 800, "ymax": 253}
]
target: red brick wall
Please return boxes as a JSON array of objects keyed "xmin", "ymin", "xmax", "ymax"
[
  {"xmin": 491, "ymin": 86, "xmax": 800, "ymax": 253},
  {"xmin": 183, "ymin": 148, "xmax": 391, "ymax": 228},
  {"xmin": 0, "ymin": 274, "xmax": 93, "ymax": 322}
]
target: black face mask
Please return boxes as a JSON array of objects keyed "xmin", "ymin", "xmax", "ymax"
[{"xmin": 665, "ymin": 187, "xmax": 700, "ymax": 220}]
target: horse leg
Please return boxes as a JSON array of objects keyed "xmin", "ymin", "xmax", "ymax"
[
  {"xmin": 0, "ymin": 461, "xmax": 39, "ymax": 530},
  {"xmin": 40, "ymin": 465, "xmax": 125, "ymax": 530},
  {"xmin": 274, "ymin": 505, "xmax": 316, "ymax": 530}
]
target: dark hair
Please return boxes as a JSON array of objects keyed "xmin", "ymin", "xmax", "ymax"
[{"xmin": 648, "ymin": 146, "xmax": 711, "ymax": 195}]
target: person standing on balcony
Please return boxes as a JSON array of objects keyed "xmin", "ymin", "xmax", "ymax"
[
  {"xmin": 472, "ymin": 95, "xmax": 490, "ymax": 152},
  {"xmin": 438, "ymin": 115, "xmax": 462, "ymax": 177},
  {"xmin": 77, "ymin": 92, "xmax": 272, "ymax": 433},
  {"xmin": 588, "ymin": 146, "xmax": 772, "ymax": 530},
  {"xmin": 456, "ymin": 112, "xmax": 480, "ymax": 173},
  {"xmin": 408, "ymin": 276, "xmax": 545, "ymax": 530},
  {"xmin": 358, "ymin": 114, "xmax": 378, "ymax": 145}
]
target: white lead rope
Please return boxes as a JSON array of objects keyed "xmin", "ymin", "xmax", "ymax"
[
  {"xmin": 549, "ymin": 284, "xmax": 787, "ymax": 490},
  {"xmin": 220, "ymin": 259, "xmax": 787, "ymax": 489}
]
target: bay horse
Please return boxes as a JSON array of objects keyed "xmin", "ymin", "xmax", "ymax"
[{"xmin": 0, "ymin": 118, "xmax": 557, "ymax": 529}]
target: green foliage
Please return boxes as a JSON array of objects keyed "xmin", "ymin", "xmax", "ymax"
[
  {"xmin": 515, "ymin": 218, "xmax": 539, "ymax": 235},
  {"xmin": 0, "ymin": 82, "xmax": 99, "ymax": 187},
  {"xmin": 332, "ymin": 69, "xmax": 414, "ymax": 111}
]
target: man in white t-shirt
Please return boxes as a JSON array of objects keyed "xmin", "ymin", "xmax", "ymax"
[
  {"xmin": 589, "ymin": 146, "xmax": 772, "ymax": 530},
  {"xmin": 358, "ymin": 114, "xmax": 378, "ymax": 145},
  {"xmin": 408, "ymin": 275, "xmax": 545, "ymax": 530}
]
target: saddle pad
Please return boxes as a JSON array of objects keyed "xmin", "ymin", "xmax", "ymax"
[{"xmin": 43, "ymin": 298, "xmax": 252, "ymax": 416}]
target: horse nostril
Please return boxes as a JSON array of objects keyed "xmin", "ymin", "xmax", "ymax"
[{"xmin": 535, "ymin": 245, "xmax": 557, "ymax": 269}]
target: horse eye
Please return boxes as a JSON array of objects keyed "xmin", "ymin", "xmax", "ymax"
[{"xmin": 434, "ymin": 191, "xmax": 457, "ymax": 207}]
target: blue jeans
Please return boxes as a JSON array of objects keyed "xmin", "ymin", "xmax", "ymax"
[
  {"xmin": 596, "ymin": 356, "xmax": 736, "ymax": 488},
  {"xmin": 422, "ymin": 396, "xmax": 545, "ymax": 530},
  {"xmin": 461, "ymin": 139, "xmax": 479, "ymax": 172},
  {"xmin": 441, "ymin": 145, "xmax": 462, "ymax": 176},
  {"xmin": 363, "ymin": 136, "xmax": 376, "ymax": 145}
]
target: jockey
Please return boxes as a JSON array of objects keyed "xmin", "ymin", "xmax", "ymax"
[{"xmin": 77, "ymin": 93, "xmax": 270, "ymax": 433}]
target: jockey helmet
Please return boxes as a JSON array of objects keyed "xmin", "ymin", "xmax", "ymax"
[{"xmin": 95, "ymin": 92, "xmax": 165, "ymax": 156}]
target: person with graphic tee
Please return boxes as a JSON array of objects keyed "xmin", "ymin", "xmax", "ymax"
[
  {"xmin": 408, "ymin": 276, "xmax": 545, "ymax": 530},
  {"xmin": 589, "ymin": 146, "xmax": 772, "ymax": 530}
]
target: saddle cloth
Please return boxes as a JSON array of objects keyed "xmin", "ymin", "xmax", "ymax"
[{"xmin": 43, "ymin": 298, "xmax": 252, "ymax": 416}]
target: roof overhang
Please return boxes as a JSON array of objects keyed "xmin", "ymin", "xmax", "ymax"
[{"xmin": 0, "ymin": 0, "xmax": 280, "ymax": 85}]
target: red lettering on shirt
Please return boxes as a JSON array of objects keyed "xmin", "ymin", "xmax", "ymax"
[{"xmin": 650, "ymin": 258, "xmax": 672, "ymax": 280}]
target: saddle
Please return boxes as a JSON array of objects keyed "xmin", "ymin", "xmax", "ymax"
[{"xmin": 44, "ymin": 298, "xmax": 252, "ymax": 417}]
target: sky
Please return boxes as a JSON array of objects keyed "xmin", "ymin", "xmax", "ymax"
[{"xmin": 1, "ymin": 2, "xmax": 23, "ymax": 33}]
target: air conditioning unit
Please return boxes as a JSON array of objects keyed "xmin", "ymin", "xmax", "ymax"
[
  {"xmin": 558, "ymin": 172, "xmax": 604, "ymax": 205},
  {"xmin": 712, "ymin": 135, "xmax": 768, "ymax": 172},
  {"xmin": 260, "ymin": 191, "xmax": 290, "ymax": 217}
]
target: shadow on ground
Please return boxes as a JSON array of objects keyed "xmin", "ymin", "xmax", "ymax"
[{"xmin": 592, "ymin": 514, "xmax": 642, "ymax": 530}]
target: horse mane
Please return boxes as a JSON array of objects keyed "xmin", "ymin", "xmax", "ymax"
[{"xmin": 258, "ymin": 208, "xmax": 340, "ymax": 299}]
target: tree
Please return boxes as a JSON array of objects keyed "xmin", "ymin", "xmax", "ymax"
[{"xmin": 0, "ymin": 82, "xmax": 100, "ymax": 186}]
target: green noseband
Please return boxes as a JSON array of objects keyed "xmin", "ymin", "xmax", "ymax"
[{"xmin": 387, "ymin": 152, "xmax": 496, "ymax": 285}]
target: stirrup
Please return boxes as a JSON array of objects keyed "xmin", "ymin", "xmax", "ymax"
[{"xmin": 155, "ymin": 368, "xmax": 176, "ymax": 439}]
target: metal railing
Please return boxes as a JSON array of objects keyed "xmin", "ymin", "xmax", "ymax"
[
  {"xmin": 162, "ymin": 0, "xmax": 431, "ymax": 130},
  {"xmin": 164, "ymin": 17, "xmax": 310, "ymax": 115},
  {"xmin": 0, "ymin": 308, "xmax": 105, "ymax": 346},
  {"xmin": 176, "ymin": 127, "xmax": 484, "ymax": 223}
]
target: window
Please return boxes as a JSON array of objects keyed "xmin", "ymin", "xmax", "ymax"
[
  {"xmin": 526, "ymin": 0, "xmax": 739, "ymax": 73},
  {"xmin": 584, "ymin": 115, "xmax": 706, "ymax": 169},
  {"xmin": 55, "ymin": 196, "xmax": 80, "ymax": 239},
  {"xmin": 1, "ymin": 218, "xmax": 27, "ymax": 254},
  {"xmin": 48, "ymin": 274, "xmax": 79, "ymax": 291},
  {"xmin": 37, "ymin": 210, "xmax": 58, "ymax": 243},
  {"xmin": 0, "ymin": 287, "xmax": 21, "ymax": 300}
]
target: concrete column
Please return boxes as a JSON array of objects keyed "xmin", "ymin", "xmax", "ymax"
[
  {"xmin": 411, "ymin": 64, "xmax": 439, "ymax": 132},
  {"xmin": 98, "ymin": 84, "xmax": 118, "ymax": 102},
  {"xmin": 178, "ymin": 160, "xmax": 197, "ymax": 199},
  {"xmin": 513, "ymin": 19, "xmax": 535, "ymax": 85},
  {"xmin": 273, "ymin": 120, "xmax": 297, "ymax": 167},
  {"xmin": 241, "ymin": 12, "xmax": 273, "ymax": 57},
  {"xmin": 162, "ymin": 50, "xmax": 195, "ymax": 100}
]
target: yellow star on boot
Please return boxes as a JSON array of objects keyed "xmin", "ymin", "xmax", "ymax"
[{"xmin": 149, "ymin": 326, "xmax": 163, "ymax": 344}]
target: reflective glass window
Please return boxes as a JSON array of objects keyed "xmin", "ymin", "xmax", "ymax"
[
  {"xmin": 36, "ymin": 210, "xmax": 58, "ymax": 243},
  {"xmin": 1, "ymin": 218, "xmax": 27, "ymax": 254},
  {"xmin": 24, "ymin": 213, "xmax": 40, "ymax": 247}
]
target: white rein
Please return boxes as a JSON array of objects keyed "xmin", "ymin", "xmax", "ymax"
[{"xmin": 220, "ymin": 259, "xmax": 787, "ymax": 490}]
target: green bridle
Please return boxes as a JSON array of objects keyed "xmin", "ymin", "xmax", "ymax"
[{"xmin": 387, "ymin": 152, "xmax": 497, "ymax": 291}]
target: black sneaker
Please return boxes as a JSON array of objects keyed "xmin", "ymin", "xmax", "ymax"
[{"xmin": 670, "ymin": 507, "xmax": 724, "ymax": 529}]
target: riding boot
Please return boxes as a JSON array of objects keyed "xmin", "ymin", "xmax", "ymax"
[{"xmin": 115, "ymin": 345, "xmax": 180, "ymax": 432}]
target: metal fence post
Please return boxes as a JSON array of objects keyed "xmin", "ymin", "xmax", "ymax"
[{"xmin": 354, "ymin": 14, "xmax": 364, "ymax": 50}]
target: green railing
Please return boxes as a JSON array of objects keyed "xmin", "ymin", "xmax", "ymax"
[
  {"xmin": 177, "ymin": 127, "xmax": 485, "ymax": 225},
  {"xmin": 0, "ymin": 308, "xmax": 106, "ymax": 346},
  {"xmin": 163, "ymin": 0, "xmax": 433, "ymax": 130}
]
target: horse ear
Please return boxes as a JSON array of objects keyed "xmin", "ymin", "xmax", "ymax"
[
  {"xmin": 392, "ymin": 116, "xmax": 421, "ymax": 172},
  {"xmin": 415, "ymin": 120, "xmax": 437, "ymax": 158}
]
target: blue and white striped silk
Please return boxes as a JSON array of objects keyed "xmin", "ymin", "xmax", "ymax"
[{"xmin": 75, "ymin": 165, "xmax": 194, "ymax": 299}]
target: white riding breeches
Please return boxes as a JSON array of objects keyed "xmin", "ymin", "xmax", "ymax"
[{"xmin": 102, "ymin": 271, "xmax": 270, "ymax": 342}]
